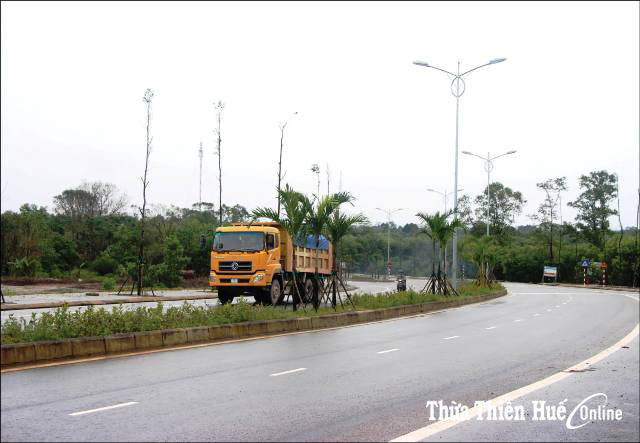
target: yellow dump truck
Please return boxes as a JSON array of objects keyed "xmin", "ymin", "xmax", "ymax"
[{"xmin": 209, "ymin": 222, "xmax": 333, "ymax": 305}]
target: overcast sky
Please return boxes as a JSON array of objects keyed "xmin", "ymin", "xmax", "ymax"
[{"xmin": 1, "ymin": 1, "xmax": 639, "ymax": 228}]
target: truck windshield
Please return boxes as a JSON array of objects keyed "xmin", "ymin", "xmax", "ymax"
[{"xmin": 213, "ymin": 232, "xmax": 264, "ymax": 252}]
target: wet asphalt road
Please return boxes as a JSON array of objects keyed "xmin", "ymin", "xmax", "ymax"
[{"xmin": 1, "ymin": 283, "xmax": 638, "ymax": 442}]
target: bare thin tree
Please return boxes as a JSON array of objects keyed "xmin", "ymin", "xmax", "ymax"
[
  {"xmin": 214, "ymin": 101, "xmax": 224, "ymax": 224},
  {"xmin": 198, "ymin": 142, "xmax": 203, "ymax": 211},
  {"xmin": 137, "ymin": 88, "xmax": 154, "ymax": 296},
  {"xmin": 277, "ymin": 112, "xmax": 297, "ymax": 217}
]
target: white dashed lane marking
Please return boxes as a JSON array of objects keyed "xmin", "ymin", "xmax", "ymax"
[
  {"xmin": 377, "ymin": 349, "xmax": 399, "ymax": 354},
  {"xmin": 443, "ymin": 336, "xmax": 459, "ymax": 340},
  {"xmin": 270, "ymin": 368, "xmax": 307, "ymax": 377},
  {"xmin": 69, "ymin": 402, "xmax": 138, "ymax": 416}
]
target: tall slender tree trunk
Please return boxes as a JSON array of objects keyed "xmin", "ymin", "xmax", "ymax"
[
  {"xmin": 277, "ymin": 127, "xmax": 284, "ymax": 217},
  {"xmin": 217, "ymin": 113, "xmax": 222, "ymax": 225},
  {"xmin": 332, "ymin": 244, "xmax": 338, "ymax": 308},
  {"xmin": 214, "ymin": 102, "xmax": 224, "ymax": 225},
  {"xmin": 138, "ymin": 89, "xmax": 154, "ymax": 296},
  {"xmin": 431, "ymin": 240, "xmax": 436, "ymax": 275},
  {"xmin": 314, "ymin": 245, "xmax": 320, "ymax": 310}
]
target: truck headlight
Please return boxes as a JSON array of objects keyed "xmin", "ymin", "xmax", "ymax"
[
  {"xmin": 254, "ymin": 273, "xmax": 265, "ymax": 282},
  {"xmin": 209, "ymin": 274, "xmax": 216, "ymax": 282}
]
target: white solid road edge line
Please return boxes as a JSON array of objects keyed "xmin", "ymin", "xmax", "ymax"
[
  {"xmin": 388, "ymin": 323, "xmax": 640, "ymax": 442},
  {"xmin": 270, "ymin": 367, "xmax": 307, "ymax": 377},
  {"xmin": 378, "ymin": 348, "xmax": 400, "ymax": 354},
  {"xmin": 69, "ymin": 401, "xmax": 138, "ymax": 416}
]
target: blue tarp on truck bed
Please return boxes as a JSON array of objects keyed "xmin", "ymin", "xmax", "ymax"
[{"xmin": 293, "ymin": 234, "xmax": 329, "ymax": 250}]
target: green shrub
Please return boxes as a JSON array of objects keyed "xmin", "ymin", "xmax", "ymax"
[
  {"xmin": 0, "ymin": 284, "xmax": 504, "ymax": 344},
  {"xmin": 92, "ymin": 253, "xmax": 118, "ymax": 276},
  {"xmin": 102, "ymin": 277, "xmax": 116, "ymax": 291}
]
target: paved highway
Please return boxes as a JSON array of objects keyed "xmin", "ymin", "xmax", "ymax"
[{"xmin": 1, "ymin": 283, "xmax": 638, "ymax": 442}]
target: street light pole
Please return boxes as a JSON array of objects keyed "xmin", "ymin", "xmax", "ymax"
[
  {"xmin": 414, "ymin": 57, "xmax": 506, "ymax": 289},
  {"xmin": 376, "ymin": 207, "xmax": 402, "ymax": 280},
  {"xmin": 427, "ymin": 188, "xmax": 463, "ymax": 213},
  {"xmin": 461, "ymin": 150, "xmax": 517, "ymax": 236},
  {"xmin": 277, "ymin": 111, "xmax": 298, "ymax": 217}
]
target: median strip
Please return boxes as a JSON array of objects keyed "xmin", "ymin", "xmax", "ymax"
[
  {"xmin": 69, "ymin": 401, "xmax": 138, "ymax": 416},
  {"xmin": 270, "ymin": 368, "xmax": 306, "ymax": 377},
  {"xmin": 2, "ymin": 289, "xmax": 507, "ymax": 369}
]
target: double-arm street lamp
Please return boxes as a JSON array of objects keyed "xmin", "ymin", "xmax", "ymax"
[
  {"xmin": 376, "ymin": 207, "xmax": 402, "ymax": 280},
  {"xmin": 413, "ymin": 57, "xmax": 506, "ymax": 289},
  {"xmin": 462, "ymin": 150, "xmax": 517, "ymax": 236},
  {"xmin": 427, "ymin": 188, "xmax": 464, "ymax": 213},
  {"xmin": 277, "ymin": 111, "xmax": 298, "ymax": 217}
]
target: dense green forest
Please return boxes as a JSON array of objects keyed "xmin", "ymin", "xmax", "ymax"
[{"xmin": 1, "ymin": 170, "xmax": 638, "ymax": 287}]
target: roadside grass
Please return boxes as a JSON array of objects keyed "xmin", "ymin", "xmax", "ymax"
[
  {"xmin": 1, "ymin": 283, "xmax": 504, "ymax": 344},
  {"xmin": 0, "ymin": 287, "xmax": 17, "ymax": 297}
]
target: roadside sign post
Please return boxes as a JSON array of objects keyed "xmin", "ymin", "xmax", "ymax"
[
  {"xmin": 542, "ymin": 266, "xmax": 558, "ymax": 284},
  {"xmin": 581, "ymin": 259, "xmax": 589, "ymax": 286},
  {"xmin": 600, "ymin": 261, "xmax": 608, "ymax": 286}
]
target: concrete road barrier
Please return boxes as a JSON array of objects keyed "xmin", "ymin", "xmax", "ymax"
[
  {"xmin": 71, "ymin": 337, "xmax": 105, "ymax": 357},
  {"xmin": 134, "ymin": 331, "xmax": 163, "ymax": 349},
  {"xmin": 162, "ymin": 329, "xmax": 188, "ymax": 346},
  {"xmin": 35, "ymin": 340, "xmax": 72, "ymax": 361},
  {"xmin": 186, "ymin": 327, "xmax": 209, "ymax": 343},
  {"xmin": 1, "ymin": 290, "xmax": 506, "ymax": 368},
  {"xmin": 105, "ymin": 334, "xmax": 136, "ymax": 354}
]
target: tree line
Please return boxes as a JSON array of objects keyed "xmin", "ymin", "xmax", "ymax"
[{"xmin": 1, "ymin": 169, "xmax": 638, "ymax": 288}]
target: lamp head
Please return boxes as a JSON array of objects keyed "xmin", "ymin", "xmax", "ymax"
[
  {"xmin": 413, "ymin": 61, "xmax": 430, "ymax": 67},
  {"xmin": 461, "ymin": 150, "xmax": 472, "ymax": 155},
  {"xmin": 489, "ymin": 58, "xmax": 507, "ymax": 64},
  {"xmin": 507, "ymin": 150, "xmax": 517, "ymax": 154}
]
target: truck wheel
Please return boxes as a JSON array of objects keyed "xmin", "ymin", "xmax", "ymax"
[
  {"xmin": 270, "ymin": 279, "xmax": 283, "ymax": 305},
  {"xmin": 218, "ymin": 288, "xmax": 234, "ymax": 304},
  {"xmin": 303, "ymin": 278, "xmax": 314, "ymax": 303}
]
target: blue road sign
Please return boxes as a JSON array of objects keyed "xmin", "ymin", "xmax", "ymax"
[{"xmin": 581, "ymin": 259, "xmax": 590, "ymax": 268}]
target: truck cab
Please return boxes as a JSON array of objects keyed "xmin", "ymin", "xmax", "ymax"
[{"xmin": 209, "ymin": 224, "xmax": 283, "ymax": 304}]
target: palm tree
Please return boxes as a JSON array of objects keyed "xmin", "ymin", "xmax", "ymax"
[
  {"xmin": 304, "ymin": 191, "xmax": 352, "ymax": 310},
  {"xmin": 252, "ymin": 184, "xmax": 312, "ymax": 308},
  {"xmin": 325, "ymin": 206, "xmax": 368, "ymax": 308},
  {"xmin": 416, "ymin": 210, "xmax": 462, "ymax": 295},
  {"xmin": 462, "ymin": 235, "xmax": 497, "ymax": 287},
  {"xmin": 435, "ymin": 214, "xmax": 463, "ymax": 278},
  {"xmin": 416, "ymin": 211, "xmax": 447, "ymax": 277}
]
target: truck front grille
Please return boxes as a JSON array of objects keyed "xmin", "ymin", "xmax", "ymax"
[
  {"xmin": 219, "ymin": 261, "xmax": 252, "ymax": 272},
  {"xmin": 219, "ymin": 278, "xmax": 250, "ymax": 283}
]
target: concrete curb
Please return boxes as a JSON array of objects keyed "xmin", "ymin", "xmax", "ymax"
[
  {"xmin": 1, "ymin": 290, "xmax": 506, "ymax": 368},
  {"xmin": 542, "ymin": 283, "xmax": 639, "ymax": 293},
  {"xmin": 0, "ymin": 293, "xmax": 218, "ymax": 311}
]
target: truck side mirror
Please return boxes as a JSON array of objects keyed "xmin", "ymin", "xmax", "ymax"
[{"xmin": 267, "ymin": 234, "xmax": 275, "ymax": 250}]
